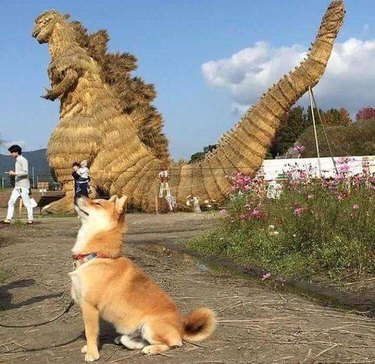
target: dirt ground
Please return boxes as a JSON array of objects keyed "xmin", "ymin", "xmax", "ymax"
[{"xmin": 0, "ymin": 212, "xmax": 375, "ymax": 364}]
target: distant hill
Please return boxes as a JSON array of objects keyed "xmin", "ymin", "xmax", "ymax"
[{"xmin": 0, "ymin": 148, "xmax": 53, "ymax": 183}]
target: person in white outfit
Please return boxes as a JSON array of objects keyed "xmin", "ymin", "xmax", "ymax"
[{"xmin": 1, "ymin": 145, "xmax": 34, "ymax": 224}]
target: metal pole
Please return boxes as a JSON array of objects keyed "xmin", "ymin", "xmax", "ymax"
[
  {"xmin": 310, "ymin": 88, "xmax": 339, "ymax": 175},
  {"xmin": 308, "ymin": 87, "xmax": 322, "ymax": 178}
]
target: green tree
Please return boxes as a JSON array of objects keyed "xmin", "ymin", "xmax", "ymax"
[
  {"xmin": 267, "ymin": 106, "xmax": 353, "ymax": 159},
  {"xmin": 189, "ymin": 145, "xmax": 217, "ymax": 163},
  {"xmin": 189, "ymin": 152, "xmax": 205, "ymax": 163},
  {"xmin": 305, "ymin": 105, "xmax": 323, "ymax": 127},
  {"xmin": 322, "ymin": 107, "xmax": 351, "ymax": 126},
  {"xmin": 268, "ymin": 106, "xmax": 307, "ymax": 158}
]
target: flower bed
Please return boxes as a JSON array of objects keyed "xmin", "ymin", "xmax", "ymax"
[{"xmin": 190, "ymin": 167, "xmax": 375, "ymax": 280}]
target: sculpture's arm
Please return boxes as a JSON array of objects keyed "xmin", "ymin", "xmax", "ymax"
[{"xmin": 42, "ymin": 69, "xmax": 79, "ymax": 101}]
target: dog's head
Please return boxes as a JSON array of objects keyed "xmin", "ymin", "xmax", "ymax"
[{"xmin": 74, "ymin": 195, "xmax": 128, "ymax": 229}]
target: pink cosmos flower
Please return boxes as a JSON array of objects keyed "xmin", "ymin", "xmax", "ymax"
[
  {"xmin": 250, "ymin": 209, "xmax": 263, "ymax": 219},
  {"xmin": 240, "ymin": 214, "xmax": 249, "ymax": 221},
  {"xmin": 262, "ymin": 272, "xmax": 271, "ymax": 281},
  {"xmin": 339, "ymin": 164, "xmax": 350, "ymax": 173},
  {"xmin": 352, "ymin": 204, "xmax": 359, "ymax": 210},
  {"xmin": 219, "ymin": 209, "xmax": 229, "ymax": 216},
  {"xmin": 293, "ymin": 207, "xmax": 305, "ymax": 217},
  {"xmin": 292, "ymin": 145, "xmax": 305, "ymax": 153},
  {"xmin": 307, "ymin": 194, "xmax": 313, "ymax": 200}
]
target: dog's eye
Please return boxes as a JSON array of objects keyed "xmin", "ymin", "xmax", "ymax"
[{"xmin": 94, "ymin": 202, "xmax": 102, "ymax": 207}]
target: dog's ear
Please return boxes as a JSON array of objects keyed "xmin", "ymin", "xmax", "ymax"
[
  {"xmin": 115, "ymin": 195, "xmax": 128, "ymax": 214},
  {"xmin": 109, "ymin": 195, "xmax": 117, "ymax": 202}
]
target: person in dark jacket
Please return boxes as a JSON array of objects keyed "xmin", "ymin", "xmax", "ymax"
[{"xmin": 72, "ymin": 161, "xmax": 90, "ymax": 197}]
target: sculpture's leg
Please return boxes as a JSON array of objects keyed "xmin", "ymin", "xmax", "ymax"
[{"xmin": 42, "ymin": 183, "xmax": 75, "ymax": 214}]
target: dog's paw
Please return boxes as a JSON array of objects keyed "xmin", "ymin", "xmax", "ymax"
[
  {"xmin": 141, "ymin": 344, "xmax": 169, "ymax": 355},
  {"xmin": 81, "ymin": 345, "xmax": 87, "ymax": 353},
  {"xmin": 84, "ymin": 350, "xmax": 100, "ymax": 362},
  {"xmin": 141, "ymin": 346, "xmax": 153, "ymax": 355}
]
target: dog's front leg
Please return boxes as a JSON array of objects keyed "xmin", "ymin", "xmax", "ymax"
[{"xmin": 81, "ymin": 302, "xmax": 100, "ymax": 362}]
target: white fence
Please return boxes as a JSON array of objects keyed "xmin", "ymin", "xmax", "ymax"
[{"xmin": 262, "ymin": 156, "xmax": 375, "ymax": 180}]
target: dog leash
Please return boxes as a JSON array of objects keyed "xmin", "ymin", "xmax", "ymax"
[
  {"xmin": 1, "ymin": 332, "xmax": 83, "ymax": 354},
  {"xmin": 0, "ymin": 300, "xmax": 74, "ymax": 328},
  {"xmin": 0, "ymin": 299, "xmax": 81, "ymax": 354}
]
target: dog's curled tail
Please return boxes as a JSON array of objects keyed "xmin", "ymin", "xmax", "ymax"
[{"xmin": 183, "ymin": 307, "xmax": 217, "ymax": 342}]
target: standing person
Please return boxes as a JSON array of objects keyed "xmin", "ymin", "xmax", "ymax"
[
  {"xmin": 1, "ymin": 145, "xmax": 34, "ymax": 224},
  {"xmin": 72, "ymin": 161, "xmax": 81, "ymax": 197},
  {"xmin": 158, "ymin": 167, "xmax": 173, "ymax": 211},
  {"xmin": 72, "ymin": 160, "xmax": 90, "ymax": 198}
]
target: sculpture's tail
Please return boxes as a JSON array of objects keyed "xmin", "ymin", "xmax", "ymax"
[
  {"xmin": 157, "ymin": 0, "xmax": 345, "ymax": 210},
  {"xmin": 66, "ymin": 1, "xmax": 344, "ymax": 213}
]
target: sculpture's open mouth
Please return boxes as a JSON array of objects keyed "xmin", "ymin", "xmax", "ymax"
[
  {"xmin": 32, "ymin": 29, "xmax": 46, "ymax": 43},
  {"xmin": 32, "ymin": 29, "xmax": 40, "ymax": 38}
]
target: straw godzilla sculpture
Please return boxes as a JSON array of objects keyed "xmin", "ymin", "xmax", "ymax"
[{"xmin": 32, "ymin": 1, "xmax": 345, "ymax": 213}]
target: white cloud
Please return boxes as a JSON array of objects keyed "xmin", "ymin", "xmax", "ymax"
[{"xmin": 202, "ymin": 38, "xmax": 375, "ymax": 117}]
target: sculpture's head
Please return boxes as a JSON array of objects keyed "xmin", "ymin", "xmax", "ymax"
[{"xmin": 32, "ymin": 10, "xmax": 69, "ymax": 44}]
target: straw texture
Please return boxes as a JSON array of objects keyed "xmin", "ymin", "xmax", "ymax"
[{"xmin": 34, "ymin": 2, "xmax": 345, "ymax": 212}]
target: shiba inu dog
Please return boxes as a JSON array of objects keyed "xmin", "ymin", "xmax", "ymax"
[{"xmin": 70, "ymin": 195, "xmax": 216, "ymax": 362}]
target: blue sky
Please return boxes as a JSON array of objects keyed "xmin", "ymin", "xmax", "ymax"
[{"xmin": 0, "ymin": 0, "xmax": 374, "ymax": 159}]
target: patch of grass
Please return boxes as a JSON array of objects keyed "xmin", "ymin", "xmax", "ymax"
[{"xmin": 0, "ymin": 269, "xmax": 6, "ymax": 283}]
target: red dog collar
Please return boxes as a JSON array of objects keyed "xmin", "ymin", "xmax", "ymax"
[{"xmin": 72, "ymin": 252, "xmax": 110, "ymax": 270}]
